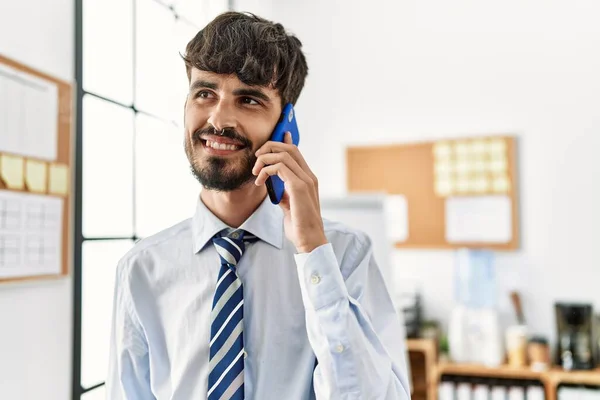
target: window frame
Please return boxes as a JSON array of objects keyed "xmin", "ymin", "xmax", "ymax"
[{"xmin": 73, "ymin": 0, "xmax": 233, "ymax": 397}]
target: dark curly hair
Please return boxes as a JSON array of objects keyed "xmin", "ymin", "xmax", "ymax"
[{"xmin": 182, "ymin": 12, "xmax": 308, "ymax": 106}]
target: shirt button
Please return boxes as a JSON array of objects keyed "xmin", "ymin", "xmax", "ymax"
[
  {"xmin": 231, "ymin": 232, "xmax": 240, "ymax": 239},
  {"xmin": 335, "ymin": 344, "xmax": 345, "ymax": 353},
  {"xmin": 243, "ymin": 350, "xmax": 248, "ymax": 359},
  {"xmin": 310, "ymin": 274, "xmax": 321, "ymax": 285}
]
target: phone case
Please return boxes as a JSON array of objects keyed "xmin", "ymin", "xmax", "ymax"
[{"xmin": 266, "ymin": 103, "xmax": 300, "ymax": 204}]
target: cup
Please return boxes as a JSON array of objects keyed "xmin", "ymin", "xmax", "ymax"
[
  {"xmin": 505, "ymin": 325, "xmax": 528, "ymax": 367},
  {"xmin": 527, "ymin": 336, "xmax": 550, "ymax": 371}
]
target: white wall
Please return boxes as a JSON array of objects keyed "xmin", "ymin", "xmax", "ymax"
[
  {"xmin": 0, "ymin": 0, "xmax": 73, "ymax": 399},
  {"xmin": 236, "ymin": 0, "xmax": 600, "ymax": 344}
]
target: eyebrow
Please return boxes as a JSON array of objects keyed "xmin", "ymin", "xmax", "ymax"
[
  {"xmin": 189, "ymin": 80, "xmax": 218, "ymax": 92},
  {"xmin": 233, "ymin": 88, "xmax": 271, "ymax": 103}
]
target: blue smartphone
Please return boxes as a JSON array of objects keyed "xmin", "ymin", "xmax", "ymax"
[{"xmin": 265, "ymin": 103, "xmax": 300, "ymax": 204}]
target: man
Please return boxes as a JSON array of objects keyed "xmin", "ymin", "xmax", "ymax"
[{"xmin": 107, "ymin": 11, "xmax": 410, "ymax": 400}]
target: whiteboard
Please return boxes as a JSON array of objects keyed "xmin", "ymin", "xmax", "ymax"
[{"xmin": 320, "ymin": 194, "xmax": 394, "ymax": 284}]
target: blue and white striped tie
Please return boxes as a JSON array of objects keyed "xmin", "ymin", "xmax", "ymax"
[{"xmin": 208, "ymin": 230, "xmax": 256, "ymax": 400}]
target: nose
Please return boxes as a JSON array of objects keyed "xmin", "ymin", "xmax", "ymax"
[{"xmin": 207, "ymin": 99, "xmax": 238, "ymax": 132}]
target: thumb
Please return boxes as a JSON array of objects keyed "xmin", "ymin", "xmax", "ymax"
[{"xmin": 283, "ymin": 132, "xmax": 293, "ymax": 144}]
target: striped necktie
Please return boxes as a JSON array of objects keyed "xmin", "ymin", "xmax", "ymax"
[{"xmin": 208, "ymin": 230, "xmax": 256, "ymax": 400}]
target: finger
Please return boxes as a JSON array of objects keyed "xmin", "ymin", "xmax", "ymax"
[
  {"xmin": 254, "ymin": 151, "xmax": 318, "ymax": 209},
  {"xmin": 283, "ymin": 131, "xmax": 293, "ymax": 144},
  {"xmin": 255, "ymin": 140, "xmax": 320, "ymax": 209},
  {"xmin": 255, "ymin": 163, "xmax": 304, "ymax": 189},
  {"xmin": 256, "ymin": 141, "xmax": 317, "ymax": 183},
  {"xmin": 253, "ymin": 152, "xmax": 312, "ymax": 184},
  {"xmin": 255, "ymin": 162, "xmax": 320, "ymax": 213},
  {"xmin": 256, "ymin": 141, "xmax": 294, "ymax": 156},
  {"xmin": 256, "ymin": 141, "xmax": 321, "ymax": 209}
]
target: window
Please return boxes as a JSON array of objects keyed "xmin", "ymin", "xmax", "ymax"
[{"xmin": 74, "ymin": 0, "xmax": 229, "ymax": 397}]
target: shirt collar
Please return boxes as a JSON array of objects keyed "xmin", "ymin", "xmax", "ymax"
[{"xmin": 192, "ymin": 195, "xmax": 284, "ymax": 253}]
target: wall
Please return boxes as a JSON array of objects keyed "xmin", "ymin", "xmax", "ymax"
[
  {"xmin": 235, "ymin": 0, "xmax": 600, "ymax": 344},
  {"xmin": 0, "ymin": 0, "xmax": 73, "ymax": 398}
]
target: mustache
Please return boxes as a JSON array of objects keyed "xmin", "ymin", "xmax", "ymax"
[{"xmin": 193, "ymin": 126, "xmax": 252, "ymax": 148}]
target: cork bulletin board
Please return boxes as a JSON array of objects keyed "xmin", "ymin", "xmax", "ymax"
[
  {"xmin": 347, "ymin": 136, "xmax": 520, "ymax": 251},
  {"xmin": 0, "ymin": 54, "xmax": 73, "ymax": 283}
]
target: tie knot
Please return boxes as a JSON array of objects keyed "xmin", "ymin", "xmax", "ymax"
[{"xmin": 212, "ymin": 230, "xmax": 257, "ymax": 266}]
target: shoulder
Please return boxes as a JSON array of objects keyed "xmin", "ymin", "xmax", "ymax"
[
  {"xmin": 323, "ymin": 218, "xmax": 371, "ymax": 248},
  {"xmin": 116, "ymin": 218, "xmax": 193, "ymax": 278},
  {"xmin": 322, "ymin": 218, "xmax": 374, "ymax": 276}
]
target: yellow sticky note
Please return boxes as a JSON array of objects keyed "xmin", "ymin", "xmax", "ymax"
[
  {"xmin": 25, "ymin": 160, "xmax": 48, "ymax": 193},
  {"xmin": 435, "ymin": 161, "xmax": 452, "ymax": 176},
  {"xmin": 493, "ymin": 175, "xmax": 511, "ymax": 193},
  {"xmin": 489, "ymin": 138, "xmax": 507, "ymax": 154},
  {"xmin": 49, "ymin": 164, "xmax": 69, "ymax": 196},
  {"xmin": 456, "ymin": 177, "xmax": 470, "ymax": 193},
  {"xmin": 490, "ymin": 157, "xmax": 508, "ymax": 173},
  {"xmin": 435, "ymin": 179, "xmax": 453, "ymax": 197},
  {"xmin": 454, "ymin": 142, "xmax": 469, "ymax": 156},
  {"xmin": 470, "ymin": 139, "xmax": 486, "ymax": 155},
  {"xmin": 472, "ymin": 174, "xmax": 490, "ymax": 193},
  {"xmin": 0, "ymin": 154, "xmax": 25, "ymax": 190},
  {"xmin": 433, "ymin": 142, "xmax": 452, "ymax": 160}
]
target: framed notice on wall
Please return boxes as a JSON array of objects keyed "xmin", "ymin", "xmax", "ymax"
[
  {"xmin": 0, "ymin": 54, "xmax": 73, "ymax": 283},
  {"xmin": 347, "ymin": 135, "xmax": 520, "ymax": 251}
]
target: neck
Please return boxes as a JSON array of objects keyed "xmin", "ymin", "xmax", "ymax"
[{"xmin": 200, "ymin": 182, "xmax": 268, "ymax": 228}]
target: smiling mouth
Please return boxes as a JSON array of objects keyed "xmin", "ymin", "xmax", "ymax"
[
  {"xmin": 202, "ymin": 139, "xmax": 243, "ymax": 151},
  {"xmin": 199, "ymin": 136, "xmax": 247, "ymax": 155}
]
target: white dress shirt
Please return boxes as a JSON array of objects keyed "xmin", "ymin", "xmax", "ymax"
[{"xmin": 107, "ymin": 195, "xmax": 410, "ymax": 399}]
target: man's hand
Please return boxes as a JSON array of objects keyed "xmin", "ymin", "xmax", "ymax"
[{"xmin": 253, "ymin": 132, "xmax": 327, "ymax": 253}]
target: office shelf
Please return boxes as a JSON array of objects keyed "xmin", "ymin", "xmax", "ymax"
[
  {"xmin": 407, "ymin": 339, "xmax": 600, "ymax": 400},
  {"xmin": 548, "ymin": 367, "xmax": 600, "ymax": 386},
  {"xmin": 436, "ymin": 362, "xmax": 544, "ymax": 380}
]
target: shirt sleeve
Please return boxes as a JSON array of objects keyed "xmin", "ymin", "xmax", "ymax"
[
  {"xmin": 106, "ymin": 258, "xmax": 155, "ymax": 400},
  {"xmin": 294, "ymin": 235, "xmax": 411, "ymax": 400}
]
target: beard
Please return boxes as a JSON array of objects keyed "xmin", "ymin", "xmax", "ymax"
[
  {"xmin": 185, "ymin": 127, "xmax": 258, "ymax": 192},
  {"xmin": 191, "ymin": 152, "xmax": 257, "ymax": 192}
]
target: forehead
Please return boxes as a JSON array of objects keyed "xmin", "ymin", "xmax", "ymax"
[{"xmin": 190, "ymin": 68, "xmax": 280, "ymax": 98}]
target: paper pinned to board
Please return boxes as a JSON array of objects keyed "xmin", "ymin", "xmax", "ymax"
[
  {"xmin": 48, "ymin": 163, "xmax": 69, "ymax": 196},
  {"xmin": 0, "ymin": 63, "xmax": 58, "ymax": 161},
  {"xmin": 0, "ymin": 154, "xmax": 25, "ymax": 190},
  {"xmin": 384, "ymin": 195, "xmax": 409, "ymax": 242},
  {"xmin": 445, "ymin": 195, "xmax": 512, "ymax": 243},
  {"xmin": 25, "ymin": 160, "xmax": 48, "ymax": 193},
  {"xmin": 0, "ymin": 190, "xmax": 63, "ymax": 278}
]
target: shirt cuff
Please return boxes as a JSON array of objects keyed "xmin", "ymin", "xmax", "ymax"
[{"xmin": 294, "ymin": 243, "xmax": 349, "ymax": 310}]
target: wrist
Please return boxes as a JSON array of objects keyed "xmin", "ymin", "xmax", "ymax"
[{"xmin": 296, "ymin": 233, "xmax": 328, "ymax": 254}]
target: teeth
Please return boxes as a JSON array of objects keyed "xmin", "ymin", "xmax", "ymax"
[{"xmin": 206, "ymin": 140, "xmax": 240, "ymax": 151}]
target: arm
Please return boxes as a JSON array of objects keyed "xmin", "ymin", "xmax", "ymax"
[
  {"xmin": 295, "ymin": 237, "xmax": 411, "ymax": 400},
  {"xmin": 106, "ymin": 259, "xmax": 155, "ymax": 400},
  {"xmin": 253, "ymin": 134, "xmax": 410, "ymax": 398}
]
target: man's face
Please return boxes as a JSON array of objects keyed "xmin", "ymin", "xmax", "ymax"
[{"xmin": 184, "ymin": 69, "xmax": 282, "ymax": 191}]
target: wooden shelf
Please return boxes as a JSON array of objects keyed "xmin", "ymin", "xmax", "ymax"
[
  {"xmin": 436, "ymin": 362, "xmax": 600, "ymax": 385},
  {"xmin": 436, "ymin": 362, "xmax": 545, "ymax": 380},
  {"xmin": 407, "ymin": 338, "xmax": 438, "ymax": 400},
  {"xmin": 548, "ymin": 368, "xmax": 600, "ymax": 386},
  {"xmin": 407, "ymin": 338, "xmax": 438, "ymax": 354},
  {"xmin": 406, "ymin": 339, "xmax": 600, "ymax": 400}
]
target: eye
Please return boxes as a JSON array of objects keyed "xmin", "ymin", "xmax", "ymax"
[
  {"xmin": 196, "ymin": 90, "xmax": 213, "ymax": 99},
  {"xmin": 241, "ymin": 97, "xmax": 259, "ymax": 105}
]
